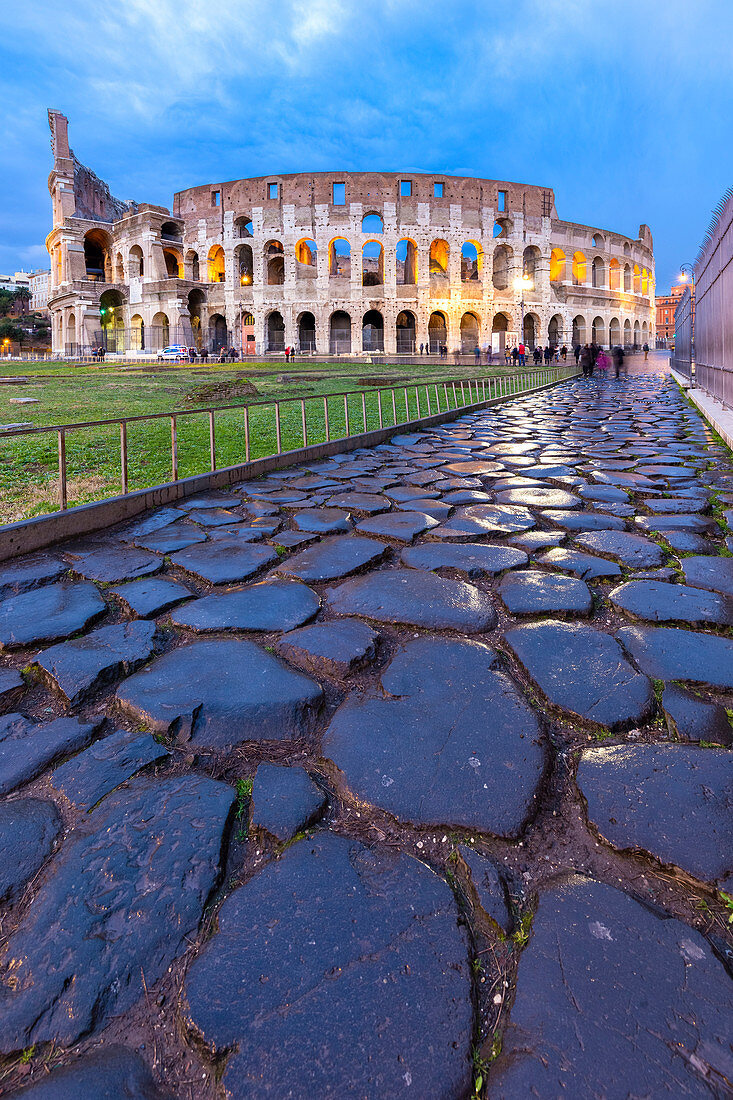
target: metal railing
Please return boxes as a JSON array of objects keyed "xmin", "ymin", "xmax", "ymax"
[{"xmin": 1, "ymin": 365, "xmax": 577, "ymax": 516}]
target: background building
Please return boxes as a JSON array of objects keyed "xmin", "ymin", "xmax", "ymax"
[
  {"xmin": 29, "ymin": 269, "xmax": 51, "ymax": 312},
  {"xmin": 656, "ymin": 283, "xmax": 686, "ymax": 342},
  {"xmin": 46, "ymin": 111, "xmax": 656, "ymax": 357}
]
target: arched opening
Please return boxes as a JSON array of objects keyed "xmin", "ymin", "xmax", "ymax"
[
  {"xmin": 624, "ymin": 264, "xmax": 632, "ymax": 292},
  {"xmin": 642, "ymin": 320, "xmax": 649, "ymax": 343},
  {"xmin": 266, "ymin": 311, "xmax": 285, "ymax": 352},
  {"xmin": 548, "ymin": 314, "xmax": 563, "ymax": 346},
  {"xmin": 572, "ymin": 315, "xmax": 586, "ymax": 346},
  {"xmin": 461, "ymin": 241, "xmax": 483, "ymax": 282},
  {"xmin": 362, "ymin": 241, "xmax": 383, "ymax": 286},
  {"xmin": 460, "ymin": 311, "xmax": 480, "ymax": 352},
  {"xmin": 210, "ymin": 313, "xmax": 228, "ymax": 352},
  {"xmin": 609, "ymin": 317, "xmax": 621, "ymax": 345},
  {"xmin": 330, "ymin": 310, "xmax": 351, "ymax": 354},
  {"xmin": 207, "ymin": 245, "xmax": 225, "ymax": 283},
  {"xmin": 550, "ymin": 248, "xmax": 566, "ymax": 283},
  {"xmin": 633, "ymin": 265, "xmax": 641, "ymax": 294},
  {"xmin": 161, "ymin": 221, "xmax": 181, "ymax": 241},
  {"xmin": 609, "ymin": 258, "xmax": 620, "ymax": 291},
  {"xmin": 492, "ymin": 245, "xmax": 511, "ymax": 290},
  {"xmin": 361, "ymin": 212, "xmax": 383, "ymax": 235},
  {"xmin": 84, "ymin": 229, "xmax": 111, "ymax": 282},
  {"xmin": 295, "ymin": 238, "xmax": 318, "ymax": 280},
  {"xmin": 298, "ymin": 311, "xmax": 316, "ymax": 353},
  {"xmin": 236, "ymin": 244, "xmax": 253, "ymax": 287},
  {"xmin": 186, "ymin": 250, "xmax": 199, "ymax": 282},
  {"xmin": 592, "ymin": 316, "xmax": 606, "ymax": 346},
  {"xmin": 591, "ymin": 257, "xmax": 605, "ymax": 288},
  {"xmin": 66, "ymin": 312, "xmax": 76, "ymax": 354},
  {"xmin": 522, "ymin": 245, "xmax": 540, "ymax": 284},
  {"xmin": 397, "ymin": 239, "xmax": 417, "ymax": 285},
  {"xmin": 428, "ymin": 311, "xmax": 447, "ymax": 354},
  {"xmin": 99, "ymin": 289, "xmax": 125, "ymax": 352},
  {"xmin": 152, "ymin": 311, "xmax": 169, "ymax": 350},
  {"xmin": 130, "ymin": 313, "xmax": 144, "ymax": 351},
  {"xmin": 572, "ymin": 252, "xmax": 587, "ymax": 285},
  {"xmin": 523, "ymin": 312, "xmax": 539, "ymax": 350},
  {"xmin": 241, "ymin": 312, "xmax": 256, "ymax": 355},
  {"xmin": 265, "ymin": 241, "xmax": 284, "ymax": 285},
  {"xmin": 624, "ymin": 319, "xmax": 632, "ymax": 347},
  {"xmin": 362, "ymin": 309, "xmax": 384, "ymax": 352},
  {"xmin": 164, "ymin": 248, "xmax": 183, "ymax": 278},
  {"xmin": 591, "ymin": 233, "xmax": 604, "ymax": 248},
  {"xmin": 492, "ymin": 311, "xmax": 510, "ymax": 355},
  {"xmin": 429, "ymin": 239, "xmax": 449, "ymax": 277},
  {"xmin": 188, "ymin": 289, "xmax": 206, "ymax": 349},
  {"xmin": 234, "ymin": 215, "xmax": 253, "ymax": 238},
  {"xmin": 641, "ymin": 269, "xmax": 649, "ymax": 296},
  {"xmin": 396, "ymin": 310, "xmax": 416, "ymax": 353},
  {"xmin": 329, "ymin": 238, "xmax": 351, "ymax": 278},
  {"xmin": 493, "ymin": 219, "xmax": 511, "ymax": 238},
  {"xmin": 115, "ymin": 252, "xmax": 124, "ymax": 282},
  {"xmin": 129, "ymin": 245, "xmax": 144, "ymax": 279},
  {"xmin": 624, "ymin": 243, "xmax": 631, "ymax": 255}
]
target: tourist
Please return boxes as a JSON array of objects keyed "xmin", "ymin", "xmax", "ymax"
[
  {"xmin": 218, "ymin": 346, "xmax": 226, "ymax": 363},
  {"xmin": 188, "ymin": 346, "xmax": 196, "ymax": 363},
  {"xmin": 574, "ymin": 344, "xmax": 581, "ymax": 366},
  {"xmin": 474, "ymin": 344, "xmax": 481, "ymax": 363},
  {"xmin": 613, "ymin": 344, "xmax": 625, "ymax": 379},
  {"xmin": 518, "ymin": 341, "xmax": 526, "ymax": 367},
  {"xmin": 419, "ymin": 342, "xmax": 424, "ymax": 355},
  {"xmin": 504, "ymin": 346, "xmax": 511, "ymax": 365},
  {"xmin": 485, "ymin": 345, "xmax": 492, "ymax": 364},
  {"xmin": 597, "ymin": 349, "xmax": 609, "ymax": 377},
  {"xmin": 200, "ymin": 346, "xmax": 208, "ymax": 362},
  {"xmin": 229, "ymin": 347, "xmax": 238, "ymax": 361},
  {"xmin": 561, "ymin": 344, "xmax": 568, "ymax": 361},
  {"xmin": 543, "ymin": 345, "xmax": 552, "ymax": 365},
  {"xmin": 533, "ymin": 346, "xmax": 542, "ymax": 365},
  {"xmin": 284, "ymin": 346, "xmax": 290, "ymax": 362},
  {"xmin": 290, "ymin": 346, "xmax": 296, "ymax": 360},
  {"xmin": 580, "ymin": 344, "xmax": 592, "ymax": 377},
  {"xmin": 643, "ymin": 341, "xmax": 649, "ymax": 360},
  {"xmin": 511, "ymin": 345, "xmax": 519, "ymax": 366}
]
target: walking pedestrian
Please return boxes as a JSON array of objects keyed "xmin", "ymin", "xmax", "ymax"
[
  {"xmin": 518, "ymin": 342, "xmax": 526, "ymax": 367},
  {"xmin": 580, "ymin": 344, "xmax": 592, "ymax": 378},
  {"xmin": 643, "ymin": 341, "xmax": 649, "ymax": 361},
  {"xmin": 419, "ymin": 342, "xmax": 424, "ymax": 356},
  {"xmin": 597, "ymin": 349, "xmax": 609, "ymax": 378},
  {"xmin": 612, "ymin": 344, "xmax": 624, "ymax": 379},
  {"xmin": 511, "ymin": 345, "xmax": 519, "ymax": 366},
  {"xmin": 474, "ymin": 344, "xmax": 481, "ymax": 364},
  {"xmin": 574, "ymin": 344, "xmax": 581, "ymax": 366},
  {"xmin": 561, "ymin": 344, "xmax": 568, "ymax": 362},
  {"xmin": 533, "ymin": 346, "xmax": 542, "ymax": 365},
  {"xmin": 543, "ymin": 345, "xmax": 552, "ymax": 365}
]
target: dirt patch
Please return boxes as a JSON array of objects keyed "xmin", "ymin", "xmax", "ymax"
[{"xmin": 183, "ymin": 375, "xmax": 260, "ymax": 404}]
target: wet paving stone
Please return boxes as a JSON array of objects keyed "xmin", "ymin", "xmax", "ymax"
[
  {"xmin": 401, "ymin": 542, "xmax": 528, "ymax": 576},
  {"xmin": 495, "ymin": 487, "xmax": 582, "ymax": 509},
  {"xmin": 534, "ymin": 546, "xmax": 622, "ymax": 579},
  {"xmin": 431, "ymin": 503, "xmax": 536, "ymax": 539},
  {"xmin": 292, "ymin": 507, "xmax": 352, "ymax": 534},
  {"xmin": 577, "ymin": 745, "xmax": 733, "ymax": 884},
  {"xmin": 0, "ymin": 556, "xmax": 65, "ymax": 599},
  {"xmin": 110, "ymin": 576, "xmax": 192, "ymax": 618},
  {"xmin": 498, "ymin": 570, "xmax": 592, "ymax": 616},
  {"xmin": 0, "ymin": 776, "xmax": 235, "ymax": 1051},
  {"xmin": 504, "ymin": 621, "xmax": 652, "ymax": 727},
  {"xmin": 618, "ymin": 625, "xmax": 733, "ymax": 690},
  {"xmin": 4, "ymin": 1045, "xmax": 173, "ymax": 1100},
  {"xmin": 661, "ymin": 684, "xmax": 733, "ymax": 745},
  {"xmin": 489, "ymin": 877, "xmax": 733, "ymax": 1097},
  {"xmin": 0, "ymin": 799, "xmax": 60, "ymax": 904},
  {"xmin": 573, "ymin": 529, "xmax": 665, "ymax": 568},
  {"xmin": 0, "ymin": 668, "xmax": 24, "ymax": 710},
  {"xmin": 681, "ymin": 554, "xmax": 733, "ymax": 598},
  {"xmin": 133, "ymin": 521, "xmax": 207, "ymax": 553},
  {"xmin": 636, "ymin": 513, "xmax": 718, "ymax": 535},
  {"xmin": 458, "ymin": 846, "xmax": 512, "ymax": 933},
  {"xmin": 608, "ymin": 579, "xmax": 733, "ymax": 626},
  {"xmin": 0, "ymin": 714, "xmax": 101, "ymax": 795},
  {"xmin": 183, "ymin": 833, "xmax": 474, "ymax": 1100},
  {"xmin": 36, "ymin": 620, "xmax": 157, "ymax": 705},
  {"xmin": 0, "ymin": 581, "xmax": 106, "ymax": 649},
  {"xmin": 540, "ymin": 509, "xmax": 626, "ymax": 531},
  {"xmin": 66, "ymin": 546, "xmax": 162, "ymax": 583},
  {"xmin": 51, "ymin": 728, "xmax": 169, "ymax": 810},
  {"xmin": 275, "ymin": 619, "xmax": 379, "ymax": 678},
  {"xmin": 170, "ymin": 579, "xmax": 320, "ymax": 633},
  {"xmin": 117, "ymin": 639, "xmax": 322, "ymax": 749},
  {"xmin": 323, "ymin": 638, "xmax": 544, "ymax": 832},
  {"xmin": 251, "ymin": 764, "xmax": 327, "ymax": 840},
  {"xmin": 327, "ymin": 568, "xmax": 497, "ymax": 632},
  {"xmin": 324, "ymin": 491, "xmax": 389, "ymax": 513},
  {"xmin": 356, "ymin": 510, "xmax": 439, "ymax": 541},
  {"xmin": 170, "ymin": 540, "xmax": 278, "ymax": 584},
  {"xmin": 508, "ymin": 530, "xmax": 565, "ymax": 552},
  {"xmin": 276, "ymin": 534, "xmax": 388, "ymax": 582},
  {"xmin": 185, "ymin": 507, "xmax": 243, "ymax": 527}
]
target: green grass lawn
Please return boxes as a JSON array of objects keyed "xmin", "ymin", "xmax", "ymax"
[{"xmin": 0, "ymin": 358, "xmax": 570, "ymax": 523}]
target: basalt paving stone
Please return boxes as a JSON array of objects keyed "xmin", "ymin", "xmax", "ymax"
[
  {"xmin": 617, "ymin": 626, "xmax": 733, "ymax": 691},
  {"xmin": 291, "ymin": 508, "xmax": 352, "ymax": 534},
  {"xmin": 36, "ymin": 621, "xmax": 157, "ymax": 706},
  {"xmin": 51, "ymin": 727, "xmax": 168, "ymax": 811},
  {"xmin": 629, "ymin": 567, "xmax": 678, "ymax": 581},
  {"xmin": 66, "ymin": 547, "xmax": 162, "ymax": 583},
  {"xmin": 489, "ymin": 877, "xmax": 733, "ymax": 1098},
  {"xmin": 185, "ymin": 508, "xmax": 244, "ymax": 528},
  {"xmin": 636, "ymin": 513, "xmax": 718, "ymax": 536},
  {"xmin": 0, "ymin": 714, "xmax": 101, "ymax": 795},
  {"xmin": 119, "ymin": 507, "xmax": 188, "ymax": 538},
  {"xmin": 645, "ymin": 496, "xmax": 710, "ymax": 513},
  {"xmin": 276, "ymin": 535, "xmax": 388, "ymax": 583},
  {"xmin": 508, "ymin": 530, "xmax": 565, "ymax": 553},
  {"xmin": 134, "ymin": 521, "xmax": 207, "ymax": 553},
  {"xmin": 0, "ymin": 668, "xmax": 24, "ymax": 710},
  {"xmin": 178, "ymin": 492, "xmax": 244, "ymax": 509},
  {"xmin": 186, "ymin": 832, "xmax": 472, "ymax": 1098},
  {"xmin": 239, "ymin": 500, "xmax": 280, "ymax": 518},
  {"xmin": 169, "ymin": 541, "xmax": 278, "ymax": 584},
  {"xmin": 0, "ymin": 556, "xmax": 65, "ymax": 599},
  {"xmin": 636, "ymin": 464, "xmax": 698, "ymax": 478},
  {"xmin": 442, "ymin": 460, "xmax": 505, "ymax": 476},
  {"xmin": 5, "ymin": 1045, "xmax": 174, "ymax": 1099},
  {"xmin": 662, "ymin": 685, "xmax": 733, "ymax": 746},
  {"xmin": 573, "ymin": 530, "xmax": 664, "ymax": 568},
  {"xmin": 109, "ymin": 577, "xmax": 192, "ymax": 619},
  {"xmin": 250, "ymin": 489, "xmax": 308, "ymax": 504},
  {"xmin": 116, "ymin": 639, "xmax": 322, "ymax": 749},
  {"xmin": 498, "ymin": 571, "xmax": 592, "ymax": 616},
  {"xmin": 516, "ymin": 464, "xmax": 579, "ymax": 479},
  {"xmin": 324, "ymin": 492, "xmax": 390, "ymax": 513},
  {"xmin": 171, "ymin": 579, "xmax": 320, "ymax": 633},
  {"xmin": 324, "ymin": 638, "xmax": 544, "ymax": 833},
  {"xmin": 535, "ymin": 547, "xmax": 622, "ymax": 579},
  {"xmin": 578, "ymin": 485, "xmax": 630, "ymax": 503},
  {"xmin": 504, "ymin": 621, "xmax": 652, "ymax": 727},
  {"xmin": 681, "ymin": 555, "xmax": 733, "ymax": 598},
  {"xmin": 609, "ymin": 580, "xmax": 733, "ymax": 626},
  {"xmin": 591, "ymin": 470, "xmax": 658, "ymax": 489},
  {"xmin": 268, "ymin": 530, "xmax": 317, "ymax": 549},
  {"xmin": 385, "ymin": 484, "xmax": 442, "ymax": 503},
  {"xmin": 495, "ymin": 487, "xmax": 582, "ymax": 509},
  {"xmin": 539, "ymin": 510, "xmax": 626, "ymax": 532},
  {"xmin": 356, "ymin": 511, "xmax": 439, "ymax": 542},
  {"xmin": 0, "ymin": 799, "xmax": 60, "ymax": 904},
  {"xmin": 206, "ymin": 525, "xmax": 268, "ymax": 542},
  {"xmin": 288, "ymin": 475, "xmax": 341, "ymax": 490},
  {"xmin": 327, "ymin": 568, "xmax": 497, "ymax": 633},
  {"xmin": 458, "ymin": 846, "xmax": 511, "ymax": 933},
  {"xmin": 0, "ymin": 775, "xmax": 235, "ymax": 1051},
  {"xmin": 440, "ymin": 477, "xmax": 484, "ymax": 490},
  {"xmin": 251, "ymin": 764, "xmax": 326, "ymax": 841},
  {"xmin": 0, "ymin": 582, "xmax": 106, "ymax": 649},
  {"xmin": 401, "ymin": 542, "xmax": 528, "ymax": 577},
  {"xmin": 396, "ymin": 499, "xmax": 453, "ymax": 521},
  {"xmin": 441, "ymin": 489, "xmax": 494, "ymax": 504},
  {"xmin": 577, "ymin": 745, "xmax": 733, "ymax": 884},
  {"xmin": 431, "ymin": 504, "xmax": 536, "ymax": 539}
]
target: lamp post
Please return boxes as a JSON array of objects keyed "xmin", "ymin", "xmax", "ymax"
[
  {"xmin": 513, "ymin": 273, "xmax": 532, "ymax": 360},
  {"xmin": 678, "ymin": 263, "xmax": 695, "ymax": 376}
]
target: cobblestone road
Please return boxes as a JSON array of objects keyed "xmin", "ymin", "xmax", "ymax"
[{"xmin": 0, "ymin": 357, "xmax": 731, "ymax": 1098}]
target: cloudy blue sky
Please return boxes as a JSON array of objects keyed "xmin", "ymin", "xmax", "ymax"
[{"xmin": 2, "ymin": 0, "xmax": 731, "ymax": 290}]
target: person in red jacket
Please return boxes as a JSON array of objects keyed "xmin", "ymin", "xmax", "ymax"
[{"xmin": 518, "ymin": 342, "xmax": 526, "ymax": 367}]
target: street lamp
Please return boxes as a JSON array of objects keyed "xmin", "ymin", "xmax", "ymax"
[
  {"xmin": 513, "ymin": 273, "xmax": 532, "ymax": 358},
  {"xmin": 678, "ymin": 263, "xmax": 695, "ymax": 373}
]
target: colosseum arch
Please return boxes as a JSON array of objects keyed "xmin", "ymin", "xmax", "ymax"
[
  {"xmin": 99, "ymin": 288, "xmax": 125, "ymax": 352},
  {"xmin": 492, "ymin": 244, "xmax": 512, "ymax": 291},
  {"xmin": 362, "ymin": 309, "xmax": 384, "ymax": 351},
  {"xmin": 550, "ymin": 248, "xmax": 566, "ymax": 283},
  {"xmin": 184, "ymin": 249, "xmax": 199, "ymax": 281},
  {"xmin": 396, "ymin": 310, "xmax": 416, "ymax": 353},
  {"xmin": 461, "ymin": 242, "xmax": 483, "ymax": 282},
  {"xmin": 234, "ymin": 215, "xmax": 253, "ymax": 238},
  {"xmin": 115, "ymin": 252, "xmax": 124, "ymax": 282},
  {"xmin": 362, "ymin": 241, "xmax": 383, "ymax": 286},
  {"xmin": 548, "ymin": 314, "xmax": 563, "ymax": 345},
  {"xmin": 295, "ymin": 238, "xmax": 317, "ymax": 279},
  {"xmin": 329, "ymin": 238, "xmax": 351, "ymax": 278},
  {"xmin": 609, "ymin": 257, "xmax": 620, "ymax": 291},
  {"xmin": 130, "ymin": 313, "xmax": 144, "ymax": 350},
  {"xmin": 236, "ymin": 244, "xmax": 253, "ymax": 286},
  {"xmin": 66, "ymin": 311, "xmax": 76, "ymax": 352},
  {"xmin": 188, "ymin": 289, "xmax": 206, "ymax": 348},
  {"xmin": 492, "ymin": 311, "xmax": 511, "ymax": 355},
  {"xmin": 572, "ymin": 315, "xmax": 586, "ymax": 346},
  {"xmin": 164, "ymin": 248, "xmax": 183, "ymax": 278},
  {"xmin": 592, "ymin": 316, "xmax": 606, "ymax": 345},
  {"xmin": 428, "ymin": 310, "xmax": 447, "ymax": 352},
  {"xmin": 522, "ymin": 245, "xmax": 541, "ymax": 283},
  {"xmin": 396, "ymin": 239, "xmax": 417, "ymax": 285},
  {"xmin": 591, "ymin": 257, "xmax": 605, "ymax": 288},
  {"xmin": 633, "ymin": 265, "xmax": 641, "ymax": 294},
  {"xmin": 429, "ymin": 239, "xmax": 449, "ymax": 277},
  {"xmin": 362, "ymin": 212, "xmax": 383, "ymax": 235},
  {"xmin": 609, "ymin": 317, "xmax": 621, "ymax": 345},
  {"xmin": 330, "ymin": 310, "xmax": 351, "ymax": 354},
  {"xmin": 207, "ymin": 245, "xmax": 225, "ymax": 283},
  {"xmin": 493, "ymin": 218, "xmax": 511, "ymax": 238},
  {"xmin": 84, "ymin": 228, "xmax": 112, "ymax": 282},
  {"xmin": 524, "ymin": 311, "xmax": 540, "ymax": 349},
  {"xmin": 161, "ymin": 221, "xmax": 181, "ymax": 241},
  {"xmin": 642, "ymin": 321, "xmax": 649, "ymax": 343},
  {"xmin": 624, "ymin": 319, "xmax": 632, "ymax": 346},
  {"xmin": 210, "ymin": 313, "xmax": 228, "ymax": 351},
  {"xmin": 265, "ymin": 310, "xmax": 284, "ymax": 351},
  {"xmin": 265, "ymin": 241, "xmax": 284, "ymax": 285},
  {"xmin": 641, "ymin": 269, "xmax": 649, "ymax": 296},
  {"xmin": 591, "ymin": 233, "xmax": 604, "ymax": 248},
  {"xmin": 152, "ymin": 311, "xmax": 169, "ymax": 349},
  {"xmin": 129, "ymin": 245, "xmax": 144, "ymax": 278},
  {"xmin": 460, "ymin": 311, "xmax": 480, "ymax": 351},
  {"xmin": 572, "ymin": 252, "xmax": 587, "ymax": 285},
  {"xmin": 298, "ymin": 310, "xmax": 317, "ymax": 352}
]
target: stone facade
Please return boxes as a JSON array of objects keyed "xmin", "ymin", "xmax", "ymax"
[{"xmin": 46, "ymin": 111, "xmax": 656, "ymax": 357}]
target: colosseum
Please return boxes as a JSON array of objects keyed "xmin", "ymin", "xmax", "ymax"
[{"xmin": 46, "ymin": 110, "xmax": 655, "ymax": 358}]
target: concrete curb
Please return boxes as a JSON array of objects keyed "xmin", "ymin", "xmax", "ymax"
[
  {"xmin": 670, "ymin": 368, "xmax": 733, "ymax": 451},
  {"xmin": 0, "ymin": 372, "xmax": 579, "ymax": 562}
]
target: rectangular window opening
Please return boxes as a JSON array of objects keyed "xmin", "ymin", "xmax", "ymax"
[
  {"xmin": 433, "ymin": 182, "xmax": 444, "ymax": 198},
  {"xmin": 268, "ymin": 182, "xmax": 279, "ymax": 200},
  {"xmin": 400, "ymin": 180, "xmax": 412, "ymax": 197},
  {"xmin": 498, "ymin": 190, "xmax": 507, "ymax": 212},
  {"xmin": 333, "ymin": 182, "xmax": 346, "ymax": 205},
  {"xmin": 211, "ymin": 190, "xmax": 221, "ymax": 207}
]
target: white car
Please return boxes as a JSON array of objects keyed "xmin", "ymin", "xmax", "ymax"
[{"xmin": 157, "ymin": 345, "xmax": 188, "ymax": 361}]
